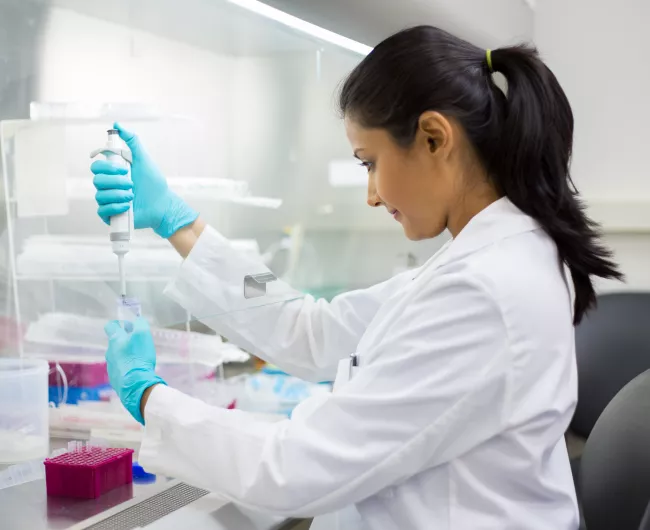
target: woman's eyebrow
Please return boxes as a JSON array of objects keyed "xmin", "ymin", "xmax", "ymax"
[{"xmin": 353, "ymin": 148, "xmax": 366, "ymax": 159}]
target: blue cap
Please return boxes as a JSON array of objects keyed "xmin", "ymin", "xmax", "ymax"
[{"xmin": 132, "ymin": 462, "xmax": 156, "ymax": 484}]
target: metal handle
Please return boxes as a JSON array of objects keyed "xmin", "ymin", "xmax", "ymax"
[
  {"xmin": 48, "ymin": 362, "xmax": 68, "ymax": 407},
  {"xmin": 243, "ymin": 273, "xmax": 277, "ymax": 299},
  {"xmin": 349, "ymin": 353, "xmax": 358, "ymax": 381}
]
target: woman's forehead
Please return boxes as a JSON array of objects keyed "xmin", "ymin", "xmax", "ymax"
[{"xmin": 344, "ymin": 119, "xmax": 390, "ymax": 149}]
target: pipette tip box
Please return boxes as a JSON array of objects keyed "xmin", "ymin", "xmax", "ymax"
[{"xmin": 44, "ymin": 446, "xmax": 134, "ymax": 499}]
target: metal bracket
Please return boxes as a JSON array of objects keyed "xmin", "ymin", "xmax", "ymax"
[{"xmin": 243, "ymin": 272, "xmax": 277, "ymax": 299}]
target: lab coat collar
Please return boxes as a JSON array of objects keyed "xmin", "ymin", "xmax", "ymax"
[{"xmin": 415, "ymin": 197, "xmax": 540, "ymax": 278}]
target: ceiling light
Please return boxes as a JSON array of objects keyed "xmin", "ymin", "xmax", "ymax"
[{"xmin": 225, "ymin": 0, "xmax": 373, "ymax": 56}]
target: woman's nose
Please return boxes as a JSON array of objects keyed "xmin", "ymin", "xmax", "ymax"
[{"xmin": 367, "ymin": 180, "xmax": 382, "ymax": 208}]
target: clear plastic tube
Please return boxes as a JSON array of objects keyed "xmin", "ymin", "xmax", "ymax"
[
  {"xmin": 118, "ymin": 254, "xmax": 126, "ymax": 298},
  {"xmin": 117, "ymin": 297, "xmax": 141, "ymax": 322}
]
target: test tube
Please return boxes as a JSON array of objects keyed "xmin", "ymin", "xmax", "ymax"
[
  {"xmin": 117, "ymin": 297, "xmax": 141, "ymax": 323},
  {"xmin": 49, "ymin": 449, "xmax": 67, "ymax": 459},
  {"xmin": 89, "ymin": 437, "xmax": 108, "ymax": 451}
]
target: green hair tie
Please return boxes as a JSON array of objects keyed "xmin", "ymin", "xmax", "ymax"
[{"xmin": 486, "ymin": 49, "xmax": 494, "ymax": 73}]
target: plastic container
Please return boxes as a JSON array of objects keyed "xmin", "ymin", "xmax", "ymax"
[
  {"xmin": 25, "ymin": 312, "xmax": 250, "ymax": 367},
  {"xmin": 48, "ymin": 361, "xmax": 108, "ymax": 388},
  {"xmin": 48, "ymin": 384, "xmax": 112, "ymax": 405},
  {"xmin": 0, "ymin": 459, "xmax": 45, "ymax": 491},
  {"xmin": 49, "ymin": 403, "xmax": 142, "ymax": 440},
  {"xmin": 0, "ymin": 358, "xmax": 49, "ymax": 464},
  {"xmin": 44, "ymin": 445, "xmax": 134, "ymax": 499}
]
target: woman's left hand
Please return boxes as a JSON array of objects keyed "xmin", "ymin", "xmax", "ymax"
[{"xmin": 104, "ymin": 318, "xmax": 166, "ymax": 425}]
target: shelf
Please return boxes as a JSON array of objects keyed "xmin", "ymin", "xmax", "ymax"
[
  {"xmin": 6, "ymin": 178, "xmax": 282, "ymax": 209},
  {"xmin": 16, "ymin": 274, "xmax": 172, "ymax": 282}
]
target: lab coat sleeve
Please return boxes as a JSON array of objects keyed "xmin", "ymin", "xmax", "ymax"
[
  {"xmin": 163, "ymin": 225, "xmax": 413, "ymax": 382},
  {"xmin": 140, "ymin": 272, "xmax": 513, "ymax": 516}
]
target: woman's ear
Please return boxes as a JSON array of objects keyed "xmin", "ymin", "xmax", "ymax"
[{"xmin": 418, "ymin": 111, "xmax": 453, "ymax": 157}]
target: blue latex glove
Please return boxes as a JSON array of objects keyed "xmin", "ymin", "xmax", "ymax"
[
  {"xmin": 91, "ymin": 122, "xmax": 198, "ymax": 238},
  {"xmin": 104, "ymin": 318, "xmax": 166, "ymax": 425}
]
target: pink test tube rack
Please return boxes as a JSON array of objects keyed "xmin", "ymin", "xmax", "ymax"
[{"xmin": 44, "ymin": 445, "xmax": 134, "ymax": 499}]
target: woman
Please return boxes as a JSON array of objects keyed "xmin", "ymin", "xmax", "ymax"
[{"xmin": 93, "ymin": 26, "xmax": 621, "ymax": 529}]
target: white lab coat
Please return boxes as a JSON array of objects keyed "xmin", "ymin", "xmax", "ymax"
[{"xmin": 139, "ymin": 198, "xmax": 580, "ymax": 529}]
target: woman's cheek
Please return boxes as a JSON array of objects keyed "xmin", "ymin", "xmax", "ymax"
[{"xmin": 375, "ymin": 172, "xmax": 399, "ymax": 205}]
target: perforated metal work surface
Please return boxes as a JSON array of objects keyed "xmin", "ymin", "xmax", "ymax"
[{"xmin": 81, "ymin": 482, "xmax": 209, "ymax": 530}]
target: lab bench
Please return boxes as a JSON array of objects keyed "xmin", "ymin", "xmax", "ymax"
[
  {"xmin": 0, "ymin": 476, "xmax": 308, "ymax": 530},
  {"xmin": 0, "ymin": 439, "xmax": 308, "ymax": 530}
]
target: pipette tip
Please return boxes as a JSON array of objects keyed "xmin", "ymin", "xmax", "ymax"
[{"xmin": 117, "ymin": 254, "xmax": 127, "ymax": 299}]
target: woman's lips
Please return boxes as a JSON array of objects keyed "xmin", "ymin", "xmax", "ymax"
[{"xmin": 389, "ymin": 209, "xmax": 400, "ymax": 220}]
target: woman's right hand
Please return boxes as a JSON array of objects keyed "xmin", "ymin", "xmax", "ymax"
[{"xmin": 91, "ymin": 122, "xmax": 198, "ymax": 239}]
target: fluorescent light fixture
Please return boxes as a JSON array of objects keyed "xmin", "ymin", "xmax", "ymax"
[{"xmin": 225, "ymin": 0, "xmax": 373, "ymax": 56}]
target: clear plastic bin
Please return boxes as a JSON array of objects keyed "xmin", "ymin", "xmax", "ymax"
[{"xmin": 0, "ymin": 359, "xmax": 49, "ymax": 464}]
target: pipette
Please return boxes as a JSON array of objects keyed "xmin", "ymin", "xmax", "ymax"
[{"xmin": 90, "ymin": 130, "xmax": 133, "ymax": 298}]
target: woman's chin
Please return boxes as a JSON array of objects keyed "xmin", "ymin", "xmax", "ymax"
[
  {"xmin": 402, "ymin": 224, "xmax": 422, "ymax": 241},
  {"xmin": 403, "ymin": 222, "xmax": 445, "ymax": 241}
]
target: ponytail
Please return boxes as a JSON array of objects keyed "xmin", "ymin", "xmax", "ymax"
[
  {"xmin": 486, "ymin": 46, "xmax": 622, "ymax": 323},
  {"xmin": 339, "ymin": 26, "xmax": 622, "ymax": 324}
]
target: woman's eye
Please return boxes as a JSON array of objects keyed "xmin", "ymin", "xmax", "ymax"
[{"xmin": 359, "ymin": 161, "xmax": 374, "ymax": 172}]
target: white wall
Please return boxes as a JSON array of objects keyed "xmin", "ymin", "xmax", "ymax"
[{"xmin": 535, "ymin": 0, "xmax": 650, "ymax": 292}]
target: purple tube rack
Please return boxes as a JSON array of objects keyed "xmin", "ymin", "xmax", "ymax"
[{"xmin": 44, "ymin": 447, "xmax": 134, "ymax": 499}]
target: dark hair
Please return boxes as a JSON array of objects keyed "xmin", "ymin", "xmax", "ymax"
[{"xmin": 339, "ymin": 25, "xmax": 622, "ymax": 324}]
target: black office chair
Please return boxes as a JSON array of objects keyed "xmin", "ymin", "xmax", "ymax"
[
  {"xmin": 571, "ymin": 292, "xmax": 650, "ymax": 440},
  {"xmin": 641, "ymin": 501, "xmax": 650, "ymax": 530},
  {"xmin": 569, "ymin": 292, "xmax": 650, "ymax": 494},
  {"xmin": 580, "ymin": 369, "xmax": 650, "ymax": 530}
]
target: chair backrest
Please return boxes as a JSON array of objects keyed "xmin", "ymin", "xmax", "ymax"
[
  {"xmin": 581, "ymin": 369, "xmax": 650, "ymax": 530},
  {"xmin": 571, "ymin": 292, "xmax": 650, "ymax": 438},
  {"xmin": 641, "ymin": 501, "xmax": 650, "ymax": 530}
]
